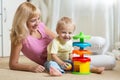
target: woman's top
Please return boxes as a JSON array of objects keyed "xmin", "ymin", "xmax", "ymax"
[{"xmin": 22, "ymin": 22, "xmax": 53, "ymax": 65}]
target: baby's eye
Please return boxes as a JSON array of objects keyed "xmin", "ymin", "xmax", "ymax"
[
  {"xmin": 69, "ymin": 32, "xmax": 72, "ymax": 34},
  {"xmin": 62, "ymin": 32, "xmax": 66, "ymax": 34}
]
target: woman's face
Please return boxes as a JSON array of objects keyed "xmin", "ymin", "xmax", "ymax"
[{"xmin": 27, "ymin": 15, "xmax": 40, "ymax": 32}]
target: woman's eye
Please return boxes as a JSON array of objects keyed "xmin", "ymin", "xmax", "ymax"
[
  {"xmin": 30, "ymin": 19, "xmax": 36, "ymax": 22},
  {"xmin": 38, "ymin": 17, "xmax": 40, "ymax": 20},
  {"xmin": 29, "ymin": 17, "xmax": 40, "ymax": 22}
]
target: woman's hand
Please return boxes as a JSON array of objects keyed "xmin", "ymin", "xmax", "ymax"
[{"xmin": 30, "ymin": 65, "xmax": 45, "ymax": 73}]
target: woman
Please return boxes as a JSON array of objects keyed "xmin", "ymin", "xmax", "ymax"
[{"xmin": 9, "ymin": 2, "xmax": 56, "ymax": 72}]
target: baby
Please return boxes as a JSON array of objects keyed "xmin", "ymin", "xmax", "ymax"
[{"xmin": 44, "ymin": 17, "xmax": 104, "ymax": 76}]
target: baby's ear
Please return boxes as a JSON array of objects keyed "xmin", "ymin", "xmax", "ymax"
[{"xmin": 56, "ymin": 29, "xmax": 59, "ymax": 34}]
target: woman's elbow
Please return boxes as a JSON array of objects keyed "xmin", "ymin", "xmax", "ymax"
[{"xmin": 9, "ymin": 62, "xmax": 17, "ymax": 70}]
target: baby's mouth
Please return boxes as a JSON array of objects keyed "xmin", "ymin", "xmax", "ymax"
[{"xmin": 64, "ymin": 37, "xmax": 70, "ymax": 40}]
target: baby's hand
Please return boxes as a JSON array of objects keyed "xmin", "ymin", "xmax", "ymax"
[
  {"xmin": 60, "ymin": 62, "xmax": 67, "ymax": 67},
  {"xmin": 62, "ymin": 62, "xmax": 72, "ymax": 70},
  {"xmin": 30, "ymin": 65, "xmax": 45, "ymax": 73}
]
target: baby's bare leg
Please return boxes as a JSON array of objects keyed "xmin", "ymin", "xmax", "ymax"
[
  {"xmin": 91, "ymin": 67, "xmax": 105, "ymax": 74},
  {"xmin": 49, "ymin": 66, "xmax": 62, "ymax": 76}
]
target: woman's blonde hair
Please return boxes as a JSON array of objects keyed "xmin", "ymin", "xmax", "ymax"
[
  {"xmin": 10, "ymin": 2, "xmax": 41, "ymax": 45},
  {"xmin": 56, "ymin": 17, "xmax": 76, "ymax": 33}
]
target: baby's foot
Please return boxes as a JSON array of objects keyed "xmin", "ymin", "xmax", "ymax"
[
  {"xmin": 91, "ymin": 67, "xmax": 105, "ymax": 74},
  {"xmin": 49, "ymin": 66, "xmax": 62, "ymax": 76}
]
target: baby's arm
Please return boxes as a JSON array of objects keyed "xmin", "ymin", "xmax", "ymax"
[
  {"xmin": 69, "ymin": 53, "xmax": 73, "ymax": 60},
  {"xmin": 51, "ymin": 54, "xmax": 67, "ymax": 67}
]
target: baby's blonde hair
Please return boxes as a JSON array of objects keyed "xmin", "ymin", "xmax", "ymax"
[
  {"xmin": 10, "ymin": 2, "xmax": 41, "ymax": 45},
  {"xmin": 56, "ymin": 17, "xmax": 76, "ymax": 33}
]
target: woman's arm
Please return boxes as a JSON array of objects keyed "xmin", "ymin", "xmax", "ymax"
[
  {"xmin": 9, "ymin": 43, "xmax": 45, "ymax": 72},
  {"xmin": 9, "ymin": 43, "xmax": 30, "ymax": 71},
  {"xmin": 44, "ymin": 26, "xmax": 57, "ymax": 39}
]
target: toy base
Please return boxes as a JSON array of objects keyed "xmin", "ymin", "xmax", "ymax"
[{"xmin": 72, "ymin": 72, "xmax": 91, "ymax": 75}]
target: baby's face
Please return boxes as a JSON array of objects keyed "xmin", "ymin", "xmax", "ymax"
[{"xmin": 58, "ymin": 26, "xmax": 74, "ymax": 42}]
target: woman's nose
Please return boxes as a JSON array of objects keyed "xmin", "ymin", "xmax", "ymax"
[{"xmin": 36, "ymin": 20, "xmax": 39, "ymax": 24}]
